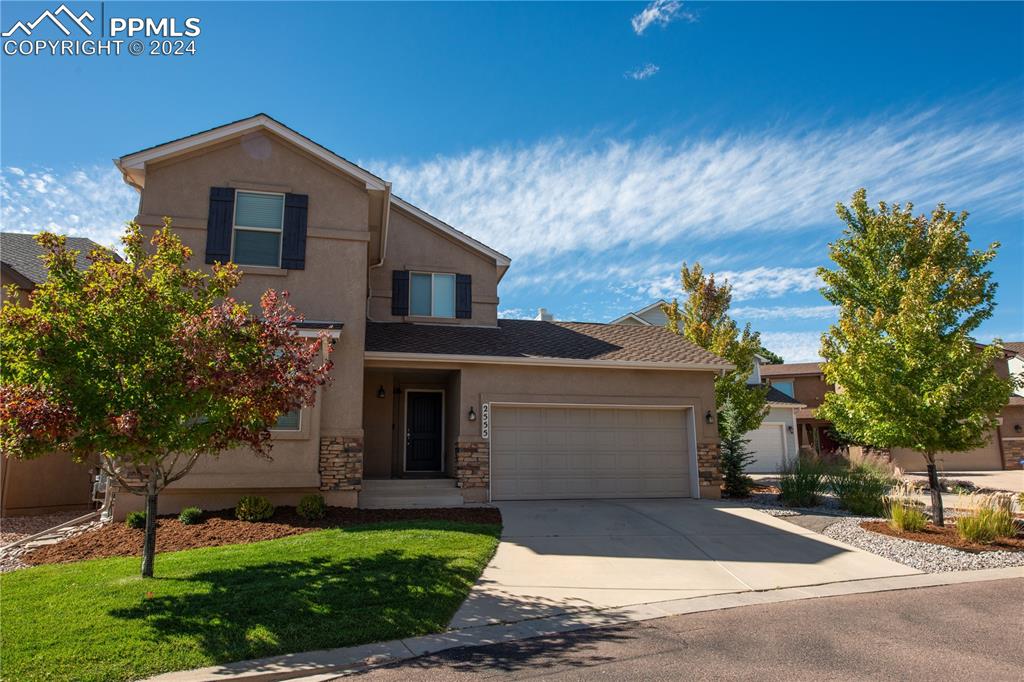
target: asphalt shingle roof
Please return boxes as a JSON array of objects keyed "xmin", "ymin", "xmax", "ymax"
[
  {"xmin": 760, "ymin": 362, "xmax": 824, "ymax": 377},
  {"xmin": 366, "ymin": 320, "xmax": 731, "ymax": 368},
  {"xmin": 1, "ymin": 232, "xmax": 108, "ymax": 285},
  {"xmin": 1002, "ymin": 342, "xmax": 1024, "ymax": 357}
]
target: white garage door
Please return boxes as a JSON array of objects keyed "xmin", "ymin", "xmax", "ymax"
[
  {"xmin": 747, "ymin": 423, "xmax": 787, "ymax": 473},
  {"xmin": 491, "ymin": 406, "xmax": 692, "ymax": 500}
]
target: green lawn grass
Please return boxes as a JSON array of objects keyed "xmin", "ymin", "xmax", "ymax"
[{"xmin": 0, "ymin": 520, "xmax": 500, "ymax": 682}]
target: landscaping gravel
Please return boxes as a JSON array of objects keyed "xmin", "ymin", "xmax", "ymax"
[{"xmin": 822, "ymin": 516, "xmax": 1024, "ymax": 573}]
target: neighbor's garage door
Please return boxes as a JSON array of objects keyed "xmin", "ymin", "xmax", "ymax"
[
  {"xmin": 747, "ymin": 423, "xmax": 787, "ymax": 473},
  {"xmin": 490, "ymin": 406, "xmax": 691, "ymax": 500}
]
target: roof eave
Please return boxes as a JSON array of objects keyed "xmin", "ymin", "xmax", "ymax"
[
  {"xmin": 115, "ymin": 114, "xmax": 388, "ymax": 191},
  {"xmin": 364, "ymin": 350, "xmax": 732, "ymax": 372}
]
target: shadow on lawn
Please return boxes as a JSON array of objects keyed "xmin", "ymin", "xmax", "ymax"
[{"xmin": 109, "ymin": 544, "xmax": 487, "ymax": 663}]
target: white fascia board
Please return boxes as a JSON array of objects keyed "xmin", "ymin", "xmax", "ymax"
[
  {"xmin": 116, "ymin": 115, "xmax": 387, "ymax": 191},
  {"xmin": 610, "ymin": 312, "xmax": 652, "ymax": 325},
  {"xmin": 364, "ymin": 350, "xmax": 733, "ymax": 372},
  {"xmin": 768, "ymin": 401, "xmax": 807, "ymax": 409},
  {"xmin": 390, "ymin": 196, "xmax": 512, "ymax": 276}
]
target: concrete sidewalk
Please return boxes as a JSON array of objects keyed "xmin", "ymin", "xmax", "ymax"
[{"xmin": 146, "ymin": 567, "xmax": 1023, "ymax": 681}]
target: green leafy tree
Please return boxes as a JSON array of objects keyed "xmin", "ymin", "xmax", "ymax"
[
  {"xmin": 758, "ymin": 347, "xmax": 784, "ymax": 365},
  {"xmin": 817, "ymin": 189, "xmax": 1016, "ymax": 525},
  {"xmin": 0, "ymin": 224, "xmax": 333, "ymax": 577},
  {"xmin": 662, "ymin": 263, "xmax": 769, "ymax": 434},
  {"xmin": 719, "ymin": 399, "xmax": 756, "ymax": 497}
]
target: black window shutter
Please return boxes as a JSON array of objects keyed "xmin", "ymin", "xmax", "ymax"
[
  {"xmin": 281, "ymin": 193, "xmax": 309, "ymax": 270},
  {"xmin": 205, "ymin": 187, "xmax": 234, "ymax": 264},
  {"xmin": 455, "ymin": 274, "xmax": 472, "ymax": 319},
  {"xmin": 392, "ymin": 270, "xmax": 410, "ymax": 316}
]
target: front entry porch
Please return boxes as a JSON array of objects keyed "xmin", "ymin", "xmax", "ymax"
[{"xmin": 360, "ymin": 367, "xmax": 482, "ymax": 508}]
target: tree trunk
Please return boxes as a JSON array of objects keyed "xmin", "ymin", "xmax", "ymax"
[
  {"xmin": 925, "ymin": 454, "xmax": 944, "ymax": 527},
  {"xmin": 141, "ymin": 472, "xmax": 159, "ymax": 578}
]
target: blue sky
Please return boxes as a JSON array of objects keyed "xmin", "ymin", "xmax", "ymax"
[{"xmin": 2, "ymin": 1, "xmax": 1021, "ymax": 361}]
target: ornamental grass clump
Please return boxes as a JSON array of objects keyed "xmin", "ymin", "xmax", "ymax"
[
  {"xmin": 954, "ymin": 493, "xmax": 1016, "ymax": 544},
  {"xmin": 884, "ymin": 484, "xmax": 927, "ymax": 533},
  {"xmin": 827, "ymin": 464, "xmax": 892, "ymax": 516},
  {"xmin": 778, "ymin": 454, "xmax": 826, "ymax": 507}
]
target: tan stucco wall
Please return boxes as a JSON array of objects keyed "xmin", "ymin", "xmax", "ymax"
[
  {"xmin": 0, "ymin": 272, "xmax": 31, "ymax": 307},
  {"xmin": 365, "ymin": 360, "xmax": 719, "ymax": 446},
  {"xmin": 368, "ymin": 206, "xmax": 499, "ymax": 326},
  {"xmin": 133, "ymin": 132, "xmax": 371, "ymax": 497},
  {"xmin": 891, "ymin": 428, "xmax": 1003, "ymax": 472},
  {"xmin": 1, "ymin": 453, "xmax": 94, "ymax": 516}
]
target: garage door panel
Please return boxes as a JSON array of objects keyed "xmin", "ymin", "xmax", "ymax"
[
  {"xmin": 492, "ymin": 406, "xmax": 692, "ymax": 500},
  {"xmin": 747, "ymin": 424, "xmax": 786, "ymax": 473}
]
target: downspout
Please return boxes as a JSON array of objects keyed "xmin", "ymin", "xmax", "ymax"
[{"xmin": 366, "ymin": 182, "xmax": 392, "ymax": 322}]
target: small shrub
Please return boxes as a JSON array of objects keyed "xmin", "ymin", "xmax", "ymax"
[
  {"xmin": 235, "ymin": 495, "xmax": 275, "ymax": 522},
  {"xmin": 178, "ymin": 506, "xmax": 203, "ymax": 525},
  {"xmin": 955, "ymin": 493, "xmax": 1015, "ymax": 544},
  {"xmin": 827, "ymin": 465, "xmax": 891, "ymax": 516},
  {"xmin": 297, "ymin": 494, "xmax": 326, "ymax": 521},
  {"xmin": 778, "ymin": 454, "xmax": 826, "ymax": 507},
  {"xmin": 125, "ymin": 510, "xmax": 146, "ymax": 529},
  {"xmin": 884, "ymin": 485, "xmax": 927, "ymax": 532}
]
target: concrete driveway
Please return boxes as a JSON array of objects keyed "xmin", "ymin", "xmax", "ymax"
[{"xmin": 451, "ymin": 499, "xmax": 918, "ymax": 629}]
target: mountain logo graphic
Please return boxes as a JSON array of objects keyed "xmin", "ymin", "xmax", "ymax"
[{"xmin": 2, "ymin": 4, "xmax": 94, "ymax": 37}]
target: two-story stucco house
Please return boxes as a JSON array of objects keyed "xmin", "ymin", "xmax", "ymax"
[{"xmin": 112, "ymin": 115, "xmax": 731, "ymax": 516}]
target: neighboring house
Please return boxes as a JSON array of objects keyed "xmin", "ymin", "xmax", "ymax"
[
  {"xmin": 1005, "ymin": 342, "xmax": 1024, "ymax": 397},
  {"xmin": 612, "ymin": 302, "xmax": 803, "ymax": 473},
  {"xmin": 0, "ymin": 233, "xmax": 108, "ymax": 515},
  {"xmin": 611, "ymin": 300, "xmax": 669, "ymax": 327},
  {"xmin": 760, "ymin": 362, "xmax": 839, "ymax": 459},
  {"xmin": 110, "ymin": 114, "xmax": 731, "ymax": 516},
  {"xmin": 763, "ymin": 354, "xmax": 1023, "ymax": 472}
]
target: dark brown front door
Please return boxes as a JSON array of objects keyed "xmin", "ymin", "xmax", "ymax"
[{"xmin": 406, "ymin": 392, "xmax": 443, "ymax": 472}]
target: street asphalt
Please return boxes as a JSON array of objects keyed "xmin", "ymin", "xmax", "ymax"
[{"xmin": 351, "ymin": 578, "xmax": 1023, "ymax": 680}]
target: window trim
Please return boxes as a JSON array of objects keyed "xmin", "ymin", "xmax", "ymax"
[
  {"xmin": 269, "ymin": 407, "xmax": 302, "ymax": 432},
  {"xmin": 231, "ymin": 189, "xmax": 286, "ymax": 268},
  {"xmin": 409, "ymin": 271, "xmax": 456, "ymax": 319}
]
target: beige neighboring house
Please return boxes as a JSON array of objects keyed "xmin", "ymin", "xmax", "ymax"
[
  {"xmin": 1, "ymin": 233, "xmax": 106, "ymax": 516},
  {"xmin": 108, "ymin": 114, "xmax": 731, "ymax": 517},
  {"xmin": 612, "ymin": 302, "xmax": 802, "ymax": 473},
  {"xmin": 763, "ymin": 351, "xmax": 1024, "ymax": 472}
]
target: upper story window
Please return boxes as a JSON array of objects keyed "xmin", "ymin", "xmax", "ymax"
[
  {"xmin": 410, "ymin": 272, "xmax": 456, "ymax": 318},
  {"xmin": 232, "ymin": 191, "xmax": 285, "ymax": 267},
  {"xmin": 772, "ymin": 380, "xmax": 795, "ymax": 398}
]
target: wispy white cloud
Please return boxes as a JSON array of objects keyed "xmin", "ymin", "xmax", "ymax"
[
  {"xmin": 760, "ymin": 331, "xmax": 825, "ymax": 363},
  {"xmin": 0, "ymin": 165, "xmax": 136, "ymax": 249},
  {"xmin": 374, "ymin": 108, "xmax": 1023, "ymax": 282},
  {"xmin": 631, "ymin": 0, "xmax": 697, "ymax": 36},
  {"xmin": 732, "ymin": 305, "xmax": 837, "ymax": 320},
  {"xmin": 718, "ymin": 266, "xmax": 822, "ymax": 301},
  {"xmin": 625, "ymin": 63, "xmax": 660, "ymax": 80}
]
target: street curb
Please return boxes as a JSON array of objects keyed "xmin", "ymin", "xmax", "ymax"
[{"xmin": 145, "ymin": 566, "xmax": 1022, "ymax": 681}]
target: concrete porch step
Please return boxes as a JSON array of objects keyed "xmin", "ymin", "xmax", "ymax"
[
  {"xmin": 362, "ymin": 478, "xmax": 457, "ymax": 491},
  {"xmin": 359, "ymin": 478, "xmax": 464, "ymax": 509}
]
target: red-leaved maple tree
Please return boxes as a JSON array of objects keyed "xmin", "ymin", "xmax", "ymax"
[{"xmin": 0, "ymin": 222, "xmax": 333, "ymax": 577}]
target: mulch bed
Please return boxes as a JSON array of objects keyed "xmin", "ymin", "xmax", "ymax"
[
  {"xmin": 860, "ymin": 521, "xmax": 1024, "ymax": 554},
  {"xmin": 22, "ymin": 506, "xmax": 502, "ymax": 567}
]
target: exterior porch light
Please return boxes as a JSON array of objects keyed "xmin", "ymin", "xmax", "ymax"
[
  {"xmin": 1015, "ymin": 423, "xmax": 1023, "ymax": 434},
  {"xmin": 377, "ymin": 385, "xmax": 386, "ymax": 399},
  {"xmin": 704, "ymin": 410, "xmax": 714, "ymax": 425},
  {"xmin": 468, "ymin": 406, "xmax": 477, "ymax": 422},
  {"xmin": 787, "ymin": 425, "xmax": 794, "ymax": 434}
]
